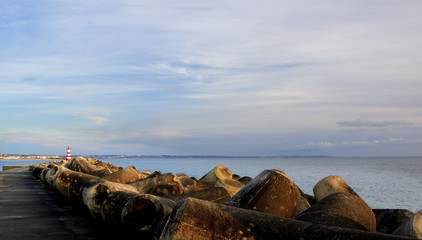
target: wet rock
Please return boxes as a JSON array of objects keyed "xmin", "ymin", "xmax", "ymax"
[
  {"xmin": 295, "ymin": 192, "xmax": 376, "ymax": 232},
  {"xmin": 313, "ymin": 175, "xmax": 358, "ymax": 201},
  {"xmin": 225, "ymin": 169, "xmax": 301, "ymax": 218}
]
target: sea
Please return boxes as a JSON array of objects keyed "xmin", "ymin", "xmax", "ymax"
[{"xmin": 1, "ymin": 157, "xmax": 421, "ymax": 213}]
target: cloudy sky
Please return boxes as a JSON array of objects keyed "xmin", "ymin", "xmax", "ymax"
[{"xmin": 1, "ymin": 1, "xmax": 422, "ymax": 156}]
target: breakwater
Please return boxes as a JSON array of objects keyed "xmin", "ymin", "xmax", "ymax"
[{"xmin": 30, "ymin": 157, "xmax": 421, "ymax": 239}]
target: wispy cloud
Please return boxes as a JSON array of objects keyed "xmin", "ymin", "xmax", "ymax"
[
  {"xmin": 73, "ymin": 110, "xmax": 110, "ymax": 125},
  {"xmin": 337, "ymin": 120, "xmax": 414, "ymax": 128},
  {"xmin": 1, "ymin": 0, "xmax": 422, "ymax": 156}
]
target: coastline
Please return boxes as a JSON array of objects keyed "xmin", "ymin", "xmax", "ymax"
[{"xmin": 0, "ymin": 158, "xmax": 63, "ymax": 161}]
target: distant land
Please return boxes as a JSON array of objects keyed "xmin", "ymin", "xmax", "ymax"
[{"xmin": 1, "ymin": 154, "xmax": 332, "ymax": 160}]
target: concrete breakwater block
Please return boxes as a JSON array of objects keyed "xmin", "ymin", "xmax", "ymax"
[
  {"xmin": 168, "ymin": 186, "xmax": 233, "ymax": 204},
  {"xmin": 313, "ymin": 175, "xmax": 358, "ymax": 201},
  {"xmin": 87, "ymin": 166, "xmax": 123, "ymax": 177},
  {"xmin": 199, "ymin": 165, "xmax": 232, "ymax": 184},
  {"xmin": 29, "ymin": 161, "xmax": 421, "ymax": 240},
  {"xmin": 101, "ymin": 191, "xmax": 140, "ymax": 224},
  {"xmin": 159, "ymin": 197, "xmax": 311, "ymax": 239},
  {"xmin": 182, "ymin": 178, "xmax": 214, "ymax": 193},
  {"xmin": 80, "ymin": 180, "xmax": 139, "ymax": 218},
  {"xmin": 374, "ymin": 209, "xmax": 415, "ymax": 234},
  {"xmin": 295, "ymin": 192, "xmax": 376, "ymax": 232},
  {"xmin": 214, "ymin": 178, "xmax": 245, "ymax": 196},
  {"xmin": 392, "ymin": 210, "xmax": 422, "ymax": 239},
  {"xmin": 53, "ymin": 167, "xmax": 100, "ymax": 198},
  {"xmin": 158, "ymin": 198, "xmax": 416, "ymax": 240},
  {"xmin": 65, "ymin": 156, "xmax": 107, "ymax": 173},
  {"xmin": 128, "ymin": 173, "xmax": 183, "ymax": 197},
  {"xmin": 225, "ymin": 169, "xmax": 301, "ymax": 218},
  {"xmin": 100, "ymin": 165, "xmax": 145, "ymax": 183},
  {"xmin": 122, "ymin": 194, "xmax": 176, "ymax": 238}
]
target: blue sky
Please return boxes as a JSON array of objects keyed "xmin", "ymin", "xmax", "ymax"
[{"xmin": 1, "ymin": 1, "xmax": 422, "ymax": 156}]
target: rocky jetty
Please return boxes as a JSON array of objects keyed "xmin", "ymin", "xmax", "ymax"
[{"xmin": 30, "ymin": 158, "xmax": 421, "ymax": 239}]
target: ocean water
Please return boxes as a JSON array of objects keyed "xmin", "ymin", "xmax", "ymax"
[{"xmin": 2, "ymin": 157, "xmax": 421, "ymax": 213}]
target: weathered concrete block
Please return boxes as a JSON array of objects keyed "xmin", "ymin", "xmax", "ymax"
[
  {"xmin": 65, "ymin": 156, "xmax": 105, "ymax": 173},
  {"xmin": 100, "ymin": 166, "xmax": 145, "ymax": 183},
  {"xmin": 238, "ymin": 176, "xmax": 253, "ymax": 185},
  {"xmin": 225, "ymin": 169, "xmax": 301, "ymax": 218},
  {"xmin": 158, "ymin": 198, "xmax": 311, "ymax": 240},
  {"xmin": 122, "ymin": 194, "xmax": 176, "ymax": 238},
  {"xmin": 52, "ymin": 167, "xmax": 100, "ymax": 198},
  {"xmin": 392, "ymin": 210, "xmax": 422, "ymax": 239},
  {"xmin": 80, "ymin": 180, "xmax": 139, "ymax": 218},
  {"xmin": 87, "ymin": 166, "xmax": 122, "ymax": 177},
  {"xmin": 214, "ymin": 178, "xmax": 245, "ymax": 196},
  {"xmin": 295, "ymin": 192, "xmax": 376, "ymax": 232},
  {"xmin": 294, "ymin": 195, "xmax": 311, "ymax": 217},
  {"xmin": 158, "ymin": 198, "xmax": 415, "ymax": 240},
  {"xmin": 313, "ymin": 175, "xmax": 358, "ymax": 201},
  {"xmin": 128, "ymin": 173, "xmax": 183, "ymax": 197},
  {"xmin": 168, "ymin": 187, "xmax": 233, "ymax": 204},
  {"xmin": 374, "ymin": 209, "xmax": 414, "ymax": 234},
  {"xmin": 199, "ymin": 165, "xmax": 232, "ymax": 184},
  {"xmin": 101, "ymin": 191, "xmax": 140, "ymax": 224}
]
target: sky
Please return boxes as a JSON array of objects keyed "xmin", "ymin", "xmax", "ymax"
[{"xmin": 1, "ymin": 0, "xmax": 422, "ymax": 157}]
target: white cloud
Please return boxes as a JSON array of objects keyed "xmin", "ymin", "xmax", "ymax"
[{"xmin": 73, "ymin": 110, "xmax": 110, "ymax": 124}]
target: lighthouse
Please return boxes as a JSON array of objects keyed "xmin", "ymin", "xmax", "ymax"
[{"xmin": 66, "ymin": 147, "xmax": 71, "ymax": 161}]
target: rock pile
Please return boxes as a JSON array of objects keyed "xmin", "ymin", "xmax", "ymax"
[{"xmin": 30, "ymin": 158, "xmax": 421, "ymax": 239}]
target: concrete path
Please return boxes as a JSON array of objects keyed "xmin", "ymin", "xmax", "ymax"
[{"xmin": 0, "ymin": 167, "xmax": 118, "ymax": 240}]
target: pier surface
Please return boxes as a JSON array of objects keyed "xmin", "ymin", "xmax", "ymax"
[{"xmin": 0, "ymin": 167, "xmax": 115, "ymax": 240}]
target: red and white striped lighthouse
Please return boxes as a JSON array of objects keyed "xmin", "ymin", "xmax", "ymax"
[{"xmin": 66, "ymin": 147, "xmax": 71, "ymax": 161}]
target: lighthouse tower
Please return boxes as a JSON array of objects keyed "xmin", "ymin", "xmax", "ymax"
[{"xmin": 66, "ymin": 147, "xmax": 71, "ymax": 161}]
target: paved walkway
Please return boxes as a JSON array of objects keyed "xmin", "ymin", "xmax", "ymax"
[{"xmin": 0, "ymin": 167, "xmax": 118, "ymax": 240}]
